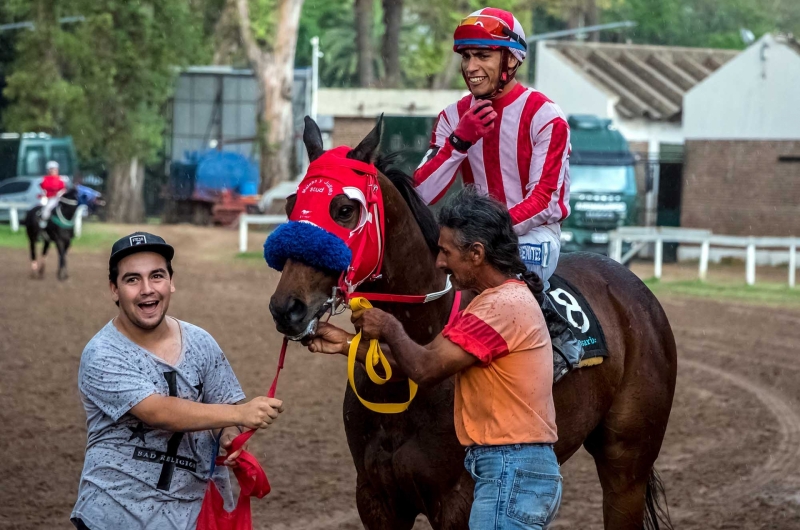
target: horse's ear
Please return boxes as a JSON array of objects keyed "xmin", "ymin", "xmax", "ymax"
[
  {"xmin": 348, "ymin": 113, "xmax": 383, "ymax": 164},
  {"xmin": 303, "ymin": 116, "xmax": 324, "ymax": 162}
]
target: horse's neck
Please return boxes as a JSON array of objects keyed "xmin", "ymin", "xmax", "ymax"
[
  {"xmin": 366, "ymin": 192, "xmax": 453, "ymax": 344},
  {"xmin": 58, "ymin": 200, "xmax": 78, "ymax": 220}
]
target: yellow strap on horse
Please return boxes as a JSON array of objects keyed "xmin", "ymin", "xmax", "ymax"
[{"xmin": 347, "ymin": 297, "xmax": 418, "ymax": 414}]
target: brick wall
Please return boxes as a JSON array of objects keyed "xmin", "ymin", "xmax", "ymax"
[
  {"xmin": 681, "ymin": 140, "xmax": 800, "ymax": 236},
  {"xmin": 332, "ymin": 117, "xmax": 377, "ymax": 148}
]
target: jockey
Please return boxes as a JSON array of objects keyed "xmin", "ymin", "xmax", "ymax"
[
  {"xmin": 40, "ymin": 160, "xmax": 67, "ymax": 228},
  {"xmin": 413, "ymin": 7, "xmax": 582, "ymax": 374}
]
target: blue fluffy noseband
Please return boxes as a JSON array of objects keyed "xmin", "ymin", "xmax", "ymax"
[{"xmin": 264, "ymin": 221, "xmax": 352, "ymax": 274}]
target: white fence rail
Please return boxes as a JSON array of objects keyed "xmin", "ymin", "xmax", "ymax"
[
  {"xmin": 608, "ymin": 227, "xmax": 798, "ymax": 287},
  {"xmin": 0, "ymin": 202, "xmax": 87, "ymax": 237},
  {"xmin": 0, "ymin": 201, "xmax": 29, "ymax": 233},
  {"xmin": 238, "ymin": 214, "xmax": 288, "ymax": 252}
]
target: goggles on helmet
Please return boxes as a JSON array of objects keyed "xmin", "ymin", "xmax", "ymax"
[{"xmin": 453, "ymin": 15, "xmax": 527, "ymax": 52}]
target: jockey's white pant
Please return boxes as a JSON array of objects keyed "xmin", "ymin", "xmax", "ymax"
[
  {"xmin": 518, "ymin": 223, "xmax": 561, "ymax": 290},
  {"xmin": 42, "ymin": 196, "xmax": 60, "ymax": 220}
]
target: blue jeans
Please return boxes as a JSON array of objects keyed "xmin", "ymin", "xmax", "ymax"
[{"xmin": 465, "ymin": 444, "xmax": 562, "ymax": 530}]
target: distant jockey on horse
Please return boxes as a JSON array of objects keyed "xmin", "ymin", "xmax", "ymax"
[
  {"xmin": 39, "ymin": 160, "xmax": 68, "ymax": 229},
  {"xmin": 413, "ymin": 7, "xmax": 582, "ymax": 374}
]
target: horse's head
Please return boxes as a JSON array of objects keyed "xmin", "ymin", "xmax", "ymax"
[{"xmin": 267, "ymin": 117, "xmax": 384, "ymax": 339}]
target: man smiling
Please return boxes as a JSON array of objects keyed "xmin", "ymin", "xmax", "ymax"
[
  {"xmin": 71, "ymin": 232, "xmax": 283, "ymax": 530},
  {"xmin": 413, "ymin": 6, "xmax": 582, "ymax": 371}
]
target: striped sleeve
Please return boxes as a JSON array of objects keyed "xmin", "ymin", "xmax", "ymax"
[
  {"xmin": 508, "ymin": 102, "xmax": 570, "ymax": 235},
  {"xmin": 413, "ymin": 104, "xmax": 468, "ymax": 205}
]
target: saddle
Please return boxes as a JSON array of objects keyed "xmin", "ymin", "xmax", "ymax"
[{"xmin": 542, "ymin": 274, "xmax": 608, "ymax": 381}]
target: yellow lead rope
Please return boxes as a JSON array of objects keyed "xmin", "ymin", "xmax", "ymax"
[{"xmin": 347, "ymin": 297, "xmax": 418, "ymax": 413}]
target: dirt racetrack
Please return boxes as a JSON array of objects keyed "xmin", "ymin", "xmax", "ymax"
[{"xmin": 2, "ymin": 224, "xmax": 800, "ymax": 529}]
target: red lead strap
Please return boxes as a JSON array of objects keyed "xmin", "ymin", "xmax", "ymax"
[
  {"xmin": 221, "ymin": 337, "xmax": 288, "ymax": 459},
  {"xmin": 197, "ymin": 338, "xmax": 287, "ymax": 529}
]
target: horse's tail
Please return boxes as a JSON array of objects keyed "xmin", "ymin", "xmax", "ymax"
[{"xmin": 644, "ymin": 468, "xmax": 674, "ymax": 530}]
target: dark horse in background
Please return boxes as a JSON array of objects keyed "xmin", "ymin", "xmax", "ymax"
[
  {"xmin": 269, "ymin": 117, "xmax": 678, "ymax": 529},
  {"xmin": 25, "ymin": 187, "xmax": 81, "ymax": 281}
]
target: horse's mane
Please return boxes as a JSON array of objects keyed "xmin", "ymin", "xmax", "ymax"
[{"xmin": 376, "ymin": 153, "xmax": 439, "ymax": 256}]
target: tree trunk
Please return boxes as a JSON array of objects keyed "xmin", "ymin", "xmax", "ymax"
[
  {"xmin": 355, "ymin": 0, "xmax": 376, "ymax": 87},
  {"xmin": 236, "ymin": 0, "xmax": 304, "ymax": 191},
  {"xmin": 381, "ymin": 0, "xmax": 403, "ymax": 88},
  {"xmin": 259, "ymin": 61, "xmax": 296, "ymax": 191},
  {"xmin": 432, "ymin": 51, "xmax": 461, "ymax": 89},
  {"xmin": 585, "ymin": 0, "xmax": 599, "ymax": 42},
  {"xmin": 106, "ymin": 158, "xmax": 145, "ymax": 223},
  {"xmin": 212, "ymin": 0, "xmax": 241, "ymax": 65}
]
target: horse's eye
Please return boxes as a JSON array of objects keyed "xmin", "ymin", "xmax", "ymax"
[{"xmin": 339, "ymin": 206, "xmax": 354, "ymax": 218}]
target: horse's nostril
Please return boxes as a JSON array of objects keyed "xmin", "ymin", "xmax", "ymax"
[
  {"xmin": 285, "ymin": 298, "xmax": 307, "ymax": 324},
  {"xmin": 271, "ymin": 296, "xmax": 308, "ymax": 327}
]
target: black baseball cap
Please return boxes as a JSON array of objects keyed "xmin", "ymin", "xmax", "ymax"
[{"xmin": 109, "ymin": 232, "xmax": 175, "ymax": 269}]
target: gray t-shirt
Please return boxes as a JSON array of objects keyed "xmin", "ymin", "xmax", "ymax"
[{"xmin": 71, "ymin": 319, "xmax": 246, "ymax": 530}]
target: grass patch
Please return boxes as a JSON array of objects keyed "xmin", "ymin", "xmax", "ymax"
[
  {"xmin": 235, "ymin": 251, "xmax": 264, "ymax": 260},
  {"xmin": 0, "ymin": 222, "xmax": 123, "ymax": 252},
  {"xmin": 644, "ymin": 278, "xmax": 800, "ymax": 308}
]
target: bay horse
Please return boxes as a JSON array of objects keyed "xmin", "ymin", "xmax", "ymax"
[
  {"xmin": 268, "ymin": 118, "xmax": 677, "ymax": 529},
  {"xmin": 25, "ymin": 188, "xmax": 80, "ymax": 281}
]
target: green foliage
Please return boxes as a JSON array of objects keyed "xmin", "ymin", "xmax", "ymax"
[
  {"xmin": 296, "ymin": 0, "xmax": 384, "ymax": 87},
  {"xmin": 604, "ymin": 0, "xmax": 800, "ymax": 48},
  {"xmin": 3, "ymin": 0, "xmax": 209, "ymax": 166}
]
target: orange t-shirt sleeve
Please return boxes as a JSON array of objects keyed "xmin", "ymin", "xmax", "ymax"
[{"xmin": 443, "ymin": 311, "xmax": 509, "ymax": 365}]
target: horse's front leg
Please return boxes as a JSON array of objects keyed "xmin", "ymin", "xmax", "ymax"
[
  {"xmin": 38, "ymin": 240, "xmax": 51, "ymax": 278},
  {"xmin": 55, "ymin": 237, "xmax": 68, "ymax": 281},
  {"xmin": 355, "ymin": 473, "xmax": 417, "ymax": 530},
  {"xmin": 29, "ymin": 235, "xmax": 39, "ymax": 278}
]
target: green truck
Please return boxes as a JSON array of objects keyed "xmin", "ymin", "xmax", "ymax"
[
  {"xmin": 0, "ymin": 133, "xmax": 80, "ymax": 182},
  {"xmin": 561, "ymin": 115, "xmax": 637, "ymax": 254},
  {"xmin": 380, "ymin": 114, "xmax": 638, "ymax": 254}
]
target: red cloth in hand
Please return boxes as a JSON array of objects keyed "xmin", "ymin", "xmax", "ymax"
[
  {"xmin": 453, "ymin": 101, "xmax": 497, "ymax": 145},
  {"xmin": 196, "ymin": 442, "xmax": 270, "ymax": 530}
]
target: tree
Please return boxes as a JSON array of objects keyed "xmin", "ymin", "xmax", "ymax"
[
  {"xmin": 380, "ymin": 0, "xmax": 403, "ymax": 87},
  {"xmin": 235, "ymin": 0, "xmax": 305, "ymax": 190},
  {"xmin": 355, "ymin": 0, "xmax": 377, "ymax": 86},
  {"xmin": 3, "ymin": 0, "xmax": 206, "ymax": 223}
]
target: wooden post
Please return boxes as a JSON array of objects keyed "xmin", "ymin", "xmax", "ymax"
[
  {"xmin": 239, "ymin": 215, "xmax": 248, "ymax": 253},
  {"xmin": 9, "ymin": 206, "xmax": 19, "ymax": 233},
  {"xmin": 746, "ymin": 243, "xmax": 756, "ymax": 286},
  {"xmin": 699, "ymin": 239, "xmax": 710, "ymax": 281},
  {"xmin": 654, "ymin": 237, "xmax": 663, "ymax": 280},
  {"xmin": 789, "ymin": 240, "xmax": 797, "ymax": 289}
]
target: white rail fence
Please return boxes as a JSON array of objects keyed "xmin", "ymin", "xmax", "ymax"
[
  {"xmin": 238, "ymin": 214, "xmax": 288, "ymax": 252},
  {"xmin": 0, "ymin": 202, "xmax": 87, "ymax": 237},
  {"xmin": 608, "ymin": 227, "xmax": 798, "ymax": 287}
]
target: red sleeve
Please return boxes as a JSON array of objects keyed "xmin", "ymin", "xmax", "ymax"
[
  {"xmin": 413, "ymin": 105, "xmax": 469, "ymax": 205},
  {"xmin": 442, "ymin": 312, "xmax": 509, "ymax": 365},
  {"xmin": 508, "ymin": 117, "xmax": 569, "ymax": 229}
]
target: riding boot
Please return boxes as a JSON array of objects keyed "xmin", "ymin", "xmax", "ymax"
[
  {"xmin": 39, "ymin": 216, "xmax": 48, "ymax": 229},
  {"xmin": 540, "ymin": 294, "xmax": 585, "ymax": 383}
]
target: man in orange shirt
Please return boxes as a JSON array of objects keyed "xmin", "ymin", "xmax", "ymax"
[{"xmin": 307, "ymin": 186, "xmax": 562, "ymax": 529}]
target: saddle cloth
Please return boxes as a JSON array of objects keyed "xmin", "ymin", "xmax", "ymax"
[{"xmin": 546, "ymin": 274, "xmax": 608, "ymax": 368}]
